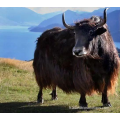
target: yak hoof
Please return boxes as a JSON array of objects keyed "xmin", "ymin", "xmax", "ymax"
[
  {"xmin": 79, "ymin": 103, "xmax": 88, "ymax": 109},
  {"xmin": 50, "ymin": 93, "xmax": 58, "ymax": 101},
  {"xmin": 37, "ymin": 98, "xmax": 44, "ymax": 104},
  {"xmin": 103, "ymin": 102, "xmax": 111, "ymax": 107},
  {"xmin": 52, "ymin": 96, "xmax": 58, "ymax": 101}
]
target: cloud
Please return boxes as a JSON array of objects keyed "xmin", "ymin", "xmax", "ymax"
[{"xmin": 28, "ymin": 7, "xmax": 103, "ymax": 14}]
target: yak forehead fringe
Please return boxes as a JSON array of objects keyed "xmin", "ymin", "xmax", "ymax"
[
  {"xmin": 75, "ymin": 18, "xmax": 96, "ymax": 27},
  {"xmin": 33, "ymin": 22, "xmax": 120, "ymax": 95}
]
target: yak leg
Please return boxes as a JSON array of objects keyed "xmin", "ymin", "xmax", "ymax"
[
  {"xmin": 50, "ymin": 86, "xmax": 58, "ymax": 100},
  {"xmin": 79, "ymin": 94, "xmax": 88, "ymax": 108},
  {"xmin": 102, "ymin": 82, "xmax": 111, "ymax": 107},
  {"xmin": 37, "ymin": 88, "xmax": 44, "ymax": 103}
]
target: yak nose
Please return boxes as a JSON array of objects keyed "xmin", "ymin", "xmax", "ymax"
[{"xmin": 73, "ymin": 49, "xmax": 82, "ymax": 56}]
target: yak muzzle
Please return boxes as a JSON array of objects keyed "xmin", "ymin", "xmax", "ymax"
[{"xmin": 72, "ymin": 47, "xmax": 87, "ymax": 57}]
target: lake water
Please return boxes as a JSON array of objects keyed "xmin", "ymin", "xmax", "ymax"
[
  {"xmin": 0, "ymin": 26, "xmax": 41, "ymax": 61},
  {"xmin": 114, "ymin": 42, "xmax": 120, "ymax": 48},
  {"xmin": 0, "ymin": 26, "xmax": 120, "ymax": 61}
]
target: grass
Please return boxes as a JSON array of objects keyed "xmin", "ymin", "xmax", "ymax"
[{"xmin": 0, "ymin": 58, "xmax": 120, "ymax": 113}]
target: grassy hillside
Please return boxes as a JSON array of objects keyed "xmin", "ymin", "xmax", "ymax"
[{"xmin": 0, "ymin": 58, "xmax": 120, "ymax": 113}]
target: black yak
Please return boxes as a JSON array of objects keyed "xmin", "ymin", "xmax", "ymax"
[{"xmin": 33, "ymin": 8, "xmax": 119, "ymax": 108}]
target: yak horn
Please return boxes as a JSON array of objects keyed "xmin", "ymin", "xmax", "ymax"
[
  {"xmin": 97, "ymin": 8, "xmax": 109, "ymax": 28},
  {"xmin": 62, "ymin": 13, "xmax": 74, "ymax": 29}
]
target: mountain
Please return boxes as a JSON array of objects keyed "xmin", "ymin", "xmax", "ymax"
[
  {"xmin": 0, "ymin": 7, "xmax": 44, "ymax": 26},
  {"xmin": 29, "ymin": 8, "xmax": 109, "ymax": 32},
  {"xmin": 86, "ymin": 7, "xmax": 120, "ymax": 16},
  {"xmin": 42, "ymin": 11, "xmax": 62, "ymax": 19},
  {"xmin": 30, "ymin": 23, "xmax": 64, "ymax": 32},
  {"xmin": 30, "ymin": 8, "xmax": 120, "ymax": 43},
  {"xmin": 38, "ymin": 10, "xmax": 80, "ymax": 27},
  {"xmin": 0, "ymin": 16, "xmax": 19, "ymax": 26},
  {"xmin": 30, "ymin": 10, "xmax": 84, "ymax": 32},
  {"xmin": 107, "ymin": 7, "xmax": 120, "ymax": 13},
  {"xmin": 107, "ymin": 10, "xmax": 120, "ymax": 42},
  {"xmin": 0, "ymin": 7, "xmax": 61, "ymax": 26},
  {"xmin": 1, "ymin": 7, "xmax": 120, "ymax": 27}
]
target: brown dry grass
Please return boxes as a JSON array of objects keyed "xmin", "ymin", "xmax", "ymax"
[{"xmin": 0, "ymin": 58, "xmax": 33, "ymax": 72}]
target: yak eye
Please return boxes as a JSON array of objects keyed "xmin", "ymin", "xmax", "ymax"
[
  {"xmin": 89, "ymin": 30, "xmax": 94, "ymax": 36},
  {"xmin": 73, "ymin": 31, "xmax": 76, "ymax": 35}
]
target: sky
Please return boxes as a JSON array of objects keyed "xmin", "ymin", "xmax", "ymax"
[
  {"xmin": 0, "ymin": 0, "xmax": 118, "ymax": 14},
  {"xmin": 28, "ymin": 7, "xmax": 103, "ymax": 14}
]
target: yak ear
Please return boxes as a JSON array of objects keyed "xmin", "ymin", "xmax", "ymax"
[{"xmin": 95, "ymin": 27, "xmax": 107, "ymax": 35}]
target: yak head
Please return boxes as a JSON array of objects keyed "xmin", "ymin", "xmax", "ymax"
[{"xmin": 62, "ymin": 8, "xmax": 109, "ymax": 57}]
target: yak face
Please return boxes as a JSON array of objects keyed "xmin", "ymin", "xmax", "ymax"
[
  {"xmin": 72, "ymin": 20, "xmax": 107, "ymax": 57},
  {"xmin": 62, "ymin": 8, "xmax": 109, "ymax": 57},
  {"xmin": 73, "ymin": 23, "xmax": 94, "ymax": 57}
]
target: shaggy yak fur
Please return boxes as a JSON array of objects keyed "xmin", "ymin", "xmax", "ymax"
[{"xmin": 33, "ymin": 16, "xmax": 119, "ymax": 107}]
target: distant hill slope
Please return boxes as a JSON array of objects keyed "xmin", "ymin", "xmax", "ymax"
[
  {"xmin": 107, "ymin": 10, "xmax": 120, "ymax": 42},
  {"xmin": 30, "ymin": 7, "xmax": 120, "ymax": 31},
  {"xmin": 30, "ymin": 23, "xmax": 64, "ymax": 32},
  {"xmin": 0, "ymin": 7, "xmax": 61, "ymax": 26},
  {"xmin": 0, "ymin": 16, "xmax": 19, "ymax": 26},
  {"xmin": 30, "ymin": 8, "xmax": 120, "ymax": 43},
  {"xmin": 0, "ymin": 7, "xmax": 43, "ymax": 26},
  {"xmin": 37, "ymin": 10, "xmax": 80, "ymax": 27},
  {"xmin": 30, "ymin": 10, "xmax": 84, "ymax": 32},
  {"xmin": 29, "ymin": 9, "xmax": 108, "ymax": 32}
]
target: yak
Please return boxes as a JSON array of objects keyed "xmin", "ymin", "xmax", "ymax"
[{"xmin": 33, "ymin": 8, "xmax": 119, "ymax": 108}]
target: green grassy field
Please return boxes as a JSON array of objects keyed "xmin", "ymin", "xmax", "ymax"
[{"xmin": 0, "ymin": 58, "xmax": 120, "ymax": 113}]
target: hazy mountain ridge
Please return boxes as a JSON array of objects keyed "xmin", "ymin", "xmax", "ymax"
[
  {"xmin": 0, "ymin": 7, "xmax": 62, "ymax": 26},
  {"xmin": 29, "ymin": 9, "xmax": 107, "ymax": 32},
  {"xmin": 30, "ymin": 7, "xmax": 120, "ymax": 30},
  {"xmin": 107, "ymin": 10, "xmax": 120, "ymax": 42},
  {"xmin": 29, "ymin": 23, "xmax": 64, "ymax": 32},
  {"xmin": 30, "ymin": 10, "xmax": 88, "ymax": 32},
  {"xmin": 30, "ymin": 8, "xmax": 120, "ymax": 43},
  {"xmin": 0, "ymin": 7, "xmax": 42, "ymax": 26},
  {"xmin": 0, "ymin": 16, "xmax": 19, "ymax": 26}
]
